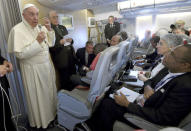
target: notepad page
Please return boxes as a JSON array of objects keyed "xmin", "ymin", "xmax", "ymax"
[{"xmin": 110, "ymin": 87, "xmax": 140, "ymax": 102}]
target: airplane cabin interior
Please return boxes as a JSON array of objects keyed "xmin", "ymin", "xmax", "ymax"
[{"xmin": 0, "ymin": 0, "xmax": 191, "ymax": 131}]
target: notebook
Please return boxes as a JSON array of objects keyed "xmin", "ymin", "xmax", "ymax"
[{"xmin": 110, "ymin": 87, "xmax": 140, "ymax": 102}]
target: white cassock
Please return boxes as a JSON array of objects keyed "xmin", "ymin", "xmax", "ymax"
[{"xmin": 8, "ymin": 19, "xmax": 57, "ymax": 128}]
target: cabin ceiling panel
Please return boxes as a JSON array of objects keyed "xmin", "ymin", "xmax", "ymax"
[{"xmin": 38, "ymin": 0, "xmax": 127, "ymax": 11}]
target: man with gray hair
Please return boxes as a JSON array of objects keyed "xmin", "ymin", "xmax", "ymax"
[
  {"xmin": 49, "ymin": 10, "xmax": 77, "ymax": 90},
  {"xmin": 110, "ymin": 35, "xmax": 123, "ymax": 46},
  {"xmin": 8, "ymin": 4, "xmax": 57, "ymax": 129}
]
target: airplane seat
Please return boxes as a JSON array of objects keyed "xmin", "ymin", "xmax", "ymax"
[
  {"xmin": 87, "ymin": 46, "xmax": 120, "ymax": 104},
  {"xmin": 81, "ymin": 41, "xmax": 129, "ymax": 85},
  {"xmin": 126, "ymin": 37, "xmax": 139, "ymax": 61},
  {"xmin": 57, "ymin": 46, "xmax": 120, "ymax": 130},
  {"xmin": 113, "ymin": 111, "xmax": 191, "ymax": 131},
  {"xmin": 113, "ymin": 41, "xmax": 130, "ymax": 73}
]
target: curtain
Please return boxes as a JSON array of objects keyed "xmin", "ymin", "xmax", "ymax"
[{"xmin": 0, "ymin": 0, "xmax": 28, "ymax": 127}]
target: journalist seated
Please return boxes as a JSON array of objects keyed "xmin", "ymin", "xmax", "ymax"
[
  {"xmin": 138, "ymin": 34, "xmax": 183, "ymax": 82},
  {"xmin": 76, "ymin": 40, "xmax": 95, "ymax": 74},
  {"xmin": 72, "ymin": 35, "xmax": 122, "ymax": 90},
  {"xmin": 134, "ymin": 35, "xmax": 160, "ymax": 70},
  {"xmin": 74, "ymin": 44, "xmax": 191, "ymax": 131},
  {"xmin": 70, "ymin": 43, "xmax": 108, "ymax": 89}
]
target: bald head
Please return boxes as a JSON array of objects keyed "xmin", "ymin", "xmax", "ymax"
[
  {"xmin": 163, "ymin": 44, "xmax": 191, "ymax": 73},
  {"xmin": 110, "ymin": 35, "xmax": 122, "ymax": 46},
  {"xmin": 49, "ymin": 10, "xmax": 59, "ymax": 25},
  {"xmin": 180, "ymin": 44, "xmax": 191, "ymax": 64}
]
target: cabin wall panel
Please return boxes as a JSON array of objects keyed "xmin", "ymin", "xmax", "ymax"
[{"xmin": 64, "ymin": 10, "xmax": 89, "ymax": 51}]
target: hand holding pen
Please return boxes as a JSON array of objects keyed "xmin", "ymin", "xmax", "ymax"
[
  {"xmin": 114, "ymin": 92, "xmax": 130, "ymax": 107},
  {"xmin": 36, "ymin": 30, "xmax": 45, "ymax": 44},
  {"xmin": 38, "ymin": 24, "xmax": 48, "ymax": 45}
]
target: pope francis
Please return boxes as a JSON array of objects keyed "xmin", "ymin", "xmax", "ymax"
[{"xmin": 8, "ymin": 4, "xmax": 57, "ymax": 129}]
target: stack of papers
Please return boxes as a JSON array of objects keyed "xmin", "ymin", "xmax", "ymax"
[
  {"xmin": 110, "ymin": 87, "xmax": 140, "ymax": 102},
  {"xmin": 129, "ymin": 70, "xmax": 139, "ymax": 78}
]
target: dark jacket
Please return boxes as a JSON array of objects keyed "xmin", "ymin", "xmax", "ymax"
[
  {"xmin": 143, "ymin": 49, "xmax": 162, "ymax": 70},
  {"xmin": 127, "ymin": 71, "xmax": 191, "ymax": 126},
  {"xmin": 76, "ymin": 47, "xmax": 95, "ymax": 67},
  {"xmin": 144, "ymin": 67, "xmax": 169, "ymax": 89},
  {"xmin": 104, "ymin": 22, "xmax": 120, "ymax": 40},
  {"xmin": 49, "ymin": 24, "xmax": 76, "ymax": 71},
  {"xmin": 51, "ymin": 24, "xmax": 68, "ymax": 48}
]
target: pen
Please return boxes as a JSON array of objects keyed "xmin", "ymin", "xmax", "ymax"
[{"xmin": 125, "ymin": 95, "xmax": 130, "ymax": 97}]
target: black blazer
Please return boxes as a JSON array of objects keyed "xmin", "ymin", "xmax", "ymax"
[
  {"xmin": 49, "ymin": 24, "xmax": 68, "ymax": 55},
  {"xmin": 127, "ymin": 71, "xmax": 191, "ymax": 126},
  {"xmin": 104, "ymin": 22, "xmax": 120, "ymax": 40},
  {"xmin": 49, "ymin": 24, "xmax": 77, "ymax": 70},
  {"xmin": 51, "ymin": 24, "xmax": 68, "ymax": 47},
  {"xmin": 76, "ymin": 47, "xmax": 95, "ymax": 67},
  {"xmin": 144, "ymin": 67, "xmax": 169, "ymax": 89}
]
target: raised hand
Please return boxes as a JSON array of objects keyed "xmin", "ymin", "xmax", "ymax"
[
  {"xmin": 36, "ymin": 31, "xmax": 45, "ymax": 44},
  {"xmin": 43, "ymin": 17, "xmax": 52, "ymax": 31}
]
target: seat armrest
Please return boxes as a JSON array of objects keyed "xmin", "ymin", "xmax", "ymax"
[
  {"xmin": 80, "ymin": 71, "xmax": 93, "ymax": 84},
  {"xmin": 124, "ymin": 113, "xmax": 164, "ymax": 131},
  {"xmin": 86, "ymin": 71, "xmax": 93, "ymax": 79},
  {"xmin": 81, "ymin": 77, "xmax": 91, "ymax": 84}
]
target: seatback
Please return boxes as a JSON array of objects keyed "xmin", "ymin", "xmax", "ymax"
[
  {"xmin": 115, "ymin": 41, "xmax": 130, "ymax": 72},
  {"xmin": 88, "ymin": 46, "xmax": 119, "ymax": 104},
  {"xmin": 127, "ymin": 37, "xmax": 139, "ymax": 60}
]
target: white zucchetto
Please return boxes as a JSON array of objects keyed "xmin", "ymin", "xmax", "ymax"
[{"xmin": 23, "ymin": 3, "xmax": 36, "ymax": 12}]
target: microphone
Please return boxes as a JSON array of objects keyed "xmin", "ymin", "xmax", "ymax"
[
  {"xmin": 38, "ymin": 24, "xmax": 42, "ymax": 30},
  {"xmin": 38, "ymin": 24, "xmax": 47, "ymax": 44}
]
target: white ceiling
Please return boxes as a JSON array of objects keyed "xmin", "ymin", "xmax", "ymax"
[
  {"xmin": 38, "ymin": 0, "xmax": 191, "ymax": 16},
  {"xmin": 38, "ymin": 0, "xmax": 127, "ymax": 13}
]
